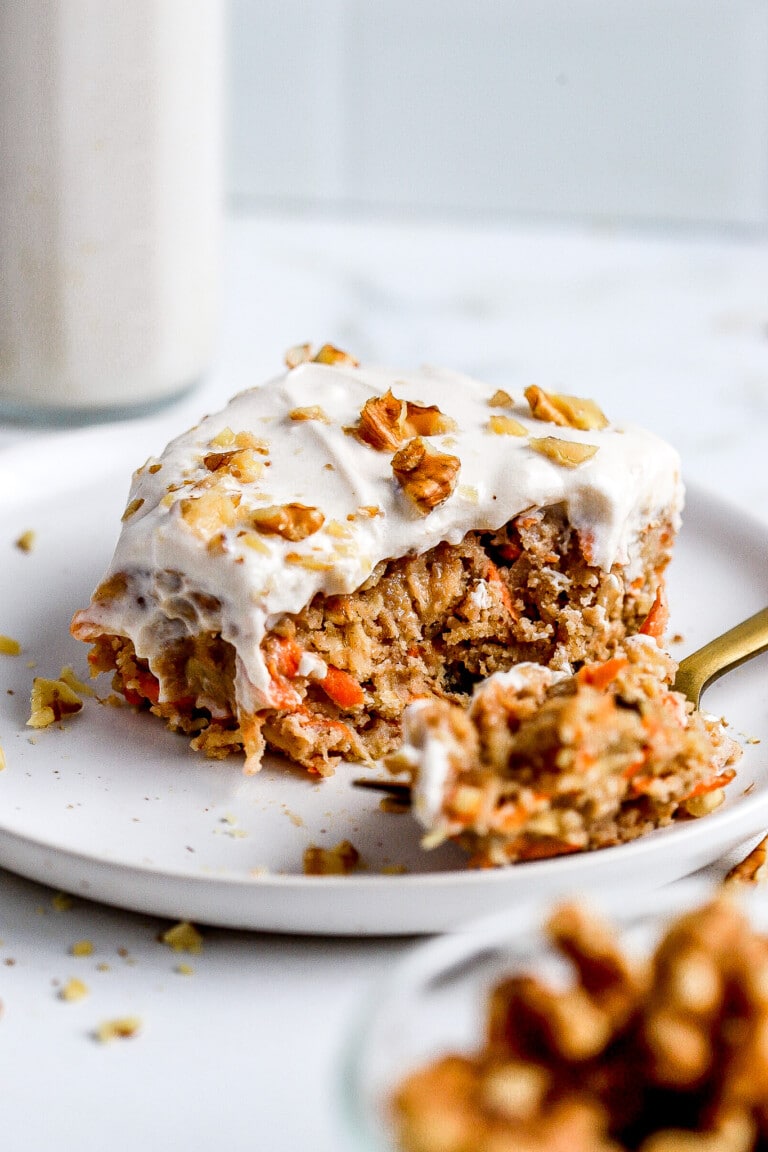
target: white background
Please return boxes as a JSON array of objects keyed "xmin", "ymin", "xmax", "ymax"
[{"xmin": 228, "ymin": 0, "xmax": 768, "ymax": 228}]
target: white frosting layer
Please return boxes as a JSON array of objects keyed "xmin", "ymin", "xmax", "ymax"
[{"xmin": 75, "ymin": 361, "xmax": 682, "ymax": 713}]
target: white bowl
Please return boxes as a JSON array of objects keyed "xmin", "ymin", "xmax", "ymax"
[{"xmin": 340, "ymin": 877, "xmax": 768, "ymax": 1151}]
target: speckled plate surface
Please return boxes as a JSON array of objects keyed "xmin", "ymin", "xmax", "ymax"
[{"xmin": 0, "ymin": 427, "xmax": 766, "ymax": 934}]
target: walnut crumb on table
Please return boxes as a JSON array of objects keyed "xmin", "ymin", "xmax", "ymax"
[
  {"xmin": 70, "ymin": 940, "xmax": 93, "ymax": 957},
  {"xmin": 94, "ymin": 1017, "xmax": 141, "ymax": 1043},
  {"xmin": 59, "ymin": 978, "xmax": 89, "ymax": 1002},
  {"xmin": 159, "ymin": 921, "xmax": 203, "ymax": 954},
  {"xmin": 14, "ymin": 530, "xmax": 35, "ymax": 553}
]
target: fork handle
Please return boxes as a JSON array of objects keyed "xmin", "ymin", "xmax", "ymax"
[{"xmin": 673, "ymin": 607, "xmax": 768, "ymax": 708}]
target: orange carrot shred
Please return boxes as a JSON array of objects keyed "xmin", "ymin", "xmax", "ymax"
[
  {"xmin": 639, "ymin": 584, "xmax": 669, "ymax": 643},
  {"xmin": 320, "ymin": 666, "xmax": 365, "ymax": 710},
  {"xmin": 683, "ymin": 769, "xmax": 736, "ymax": 801},
  {"xmin": 576, "ymin": 657, "xmax": 629, "ymax": 691}
]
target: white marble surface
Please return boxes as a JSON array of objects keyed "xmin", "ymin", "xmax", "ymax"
[{"xmin": 1, "ymin": 211, "xmax": 768, "ymax": 1152}]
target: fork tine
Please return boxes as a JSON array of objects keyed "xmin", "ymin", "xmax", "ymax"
[{"xmin": 352, "ymin": 778, "xmax": 413, "ymax": 804}]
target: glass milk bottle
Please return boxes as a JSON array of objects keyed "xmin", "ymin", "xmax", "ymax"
[{"xmin": 0, "ymin": 0, "xmax": 224, "ymax": 421}]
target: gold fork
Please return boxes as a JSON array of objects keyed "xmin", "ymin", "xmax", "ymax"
[{"xmin": 353, "ymin": 607, "xmax": 768, "ymax": 803}]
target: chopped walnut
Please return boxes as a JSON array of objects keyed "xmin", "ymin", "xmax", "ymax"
[
  {"xmin": 313, "ymin": 343, "xmax": 359, "ymax": 367},
  {"xmin": 303, "ymin": 839, "xmax": 361, "ymax": 875},
  {"xmin": 249, "ymin": 503, "xmax": 325, "ymax": 541},
  {"xmin": 235, "ymin": 431, "xmax": 269, "ymax": 453},
  {"xmin": 15, "ymin": 530, "xmax": 35, "ymax": 553},
  {"xmin": 394, "ymin": 898, "xmax": 768, "ymax": 1152},
  {"xmin": 70, "ymin": 939, "xmax": 94, "ymax": 957},
  {"xmin": 525, "ymin": 385, "xmax": 609, "ymax": 431},
  {"xmin": 95, "ymin": 1017, "xmax": 142, "ymax": 1043},
  {"xmin": 203, "ymin": 448, "xmax": 264, "ymax": 483},
  {"xmin": 0, "ymin": 743, "xmax": 5, "ymax": 772},
  {"xmin": 354, "ymin": 389, "xmax": 458, "ymax": 452},
  {"xmin": 59, "ymin": 666, "xmax": 95, "ymax": 698},
  {"xmin": 148, "ymin": 462, "xmax": 162, "ymax": 474},
  {"xmin": 92, "ymin": 573, "xmax": 128, "ymax": 602},
  {"xmin": 488, "ymin": 415, "xmax": 528, "ymax": 437},
  {"xmin": 160, "ymin": 921, "xmax": 203, "ymax": 953},
  {"xmin": 284, "ymin": 342, "xmax": 313, "ymax": 369},
  {"xmin": 120, "ymin": 502, "xmax": 145, "ymax": 525},
  {"xmin": 210, "ymin": 426, "xmax": 235, "ymax": 447},
  {"xmin": 288, "ymin": 405, "xmax": 330, "ymax": 423},
  {"xmin": 488, "ymin": 389, "xmax": 514, "ymax": 408},
  {"xmin": 60, "ymin": 977, "xmax": 89, "ymax": 1002},
  {"xmin": 180, "ymin": 491, "xmax": 240, "ymax": 540},
  {"xmin": 529, "ymin": 437, "xmax": 599, "ymax": 468},
  {"xmin": 405, "ymin": 400, "xmax": 458, "ymax": 438},
  {"xmin": 354, "ymin": 390, "xmax": 408, "ymax": 451},
  {"xmin": 27, "ymin": 677, "xmax": 85, "ymax": 729},
  {"xmin": 237, "ymin": 530, "xmax": 271, "ymax": 554},
  {"xmin": 0, "ymin": 635, "xmax": 21, "ymax": 656},
  {"xmin": 324, "ymin": 519, "xmax": 353, "ymax": 539},
  {"xmin": 285, "ymin": 553, "xmax": 335, "ymax": 571},
  {"xmin": 725, "ymin": 836, "xmax": 768, "ymax": 885},
  {"xmin": 391, "ymin": 437, "xmax": 460, "ymax": 513}
]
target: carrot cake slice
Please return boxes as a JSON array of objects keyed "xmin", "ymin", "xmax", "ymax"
[
  {"xmin": 71, "ymin": 344, "xmax": 683, "ymax": 775},
  {"xmin": 389, "ymin": 635, "xmax": 740, "ymax": 865}
]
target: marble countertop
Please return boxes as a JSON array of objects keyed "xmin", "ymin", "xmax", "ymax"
[{"xmin": 1, "ymin": 212, "xmax": 767, "ymax": 1152}]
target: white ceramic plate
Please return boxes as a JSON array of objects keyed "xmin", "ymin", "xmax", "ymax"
[{"xmin": 0, "ymin": 428, "xmax": 766, "ymax": 935}]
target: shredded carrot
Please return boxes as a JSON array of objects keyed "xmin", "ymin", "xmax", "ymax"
[
  {"xmin": 485, "ymin": 562, "xmax": 517, "ymax": 617},
  {"xmin": 266, "ymin": 637, "xmax": 303, "ymax": 679},
  {"xmin": 123, "ymin": 670, "xmax": 160, "ymax": 708},
  {"xmin": 639, "ymin": 584, "xmax": 669, "ymax": 642},
  {"xmin": 264, "ymin": 636, "xmax": 304, "ymax": 710},
  {"xmin": 136, "ymin": 670, "xmax": 160, "ymax": 704},
  {"xmin": 321, "ymin": 666, "xmax": 365, "ymax": 710},
  {"xmin": 576, "ymin": 657, "xmax": 629, "ymax": 691},
  {"xmin": 683, "ymin": 769, "xmax": 736, "ymax": 801}
]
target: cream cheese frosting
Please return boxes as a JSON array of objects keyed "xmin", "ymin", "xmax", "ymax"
[{"xmin": 73, "ymin": 359, "xmax": 683, "ymax": 715}]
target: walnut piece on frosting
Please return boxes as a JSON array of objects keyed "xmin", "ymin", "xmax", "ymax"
[
  {"xmin": 313, "ymin": 343, "xmax": 359, "ymax": 367},
  {"xmin": 529, "ymin": 437, "xmax": 599, "ymax": 468},
  {"xmin": 285, "ymin": 342, "xmax": 359, "ymax": 369},
  {"xmin": 284, "ymin": 342, "xmax": 313, "ymax": 369},
  {"xmin": 203, "ymin": 447, "xmax": 264, "ymax": 483},
  {"xmin": 249, "ymin": 503, "xmax": 325, "ymax": 541},
  {"xmin": 391, "ymin": 437, "xmax": 461, "ymax": 513},
  {"xmin": 487, "ymin": 415, "xmax": 527, "ymax": 437},
  {"xmin": 525, "ymin": 385, "xmax": 609, "ymax": 431},
  {"xmin": 180, "ymin": 491, "xmax": 240, "ymax": 539},
  {"xmin": 121, "ymin": 497, "xmax": 144, "ymax": 521},
  {"xmin": 488, "ymin": 389, "xmax": 514, "ymax": 408},
  {"xmin": 354, "ymin": 388, "xmax": 458, "ymax": 452},
  {"xmin": 288, "ymin": 405, "xmax": 329, "ymax": 423}
]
